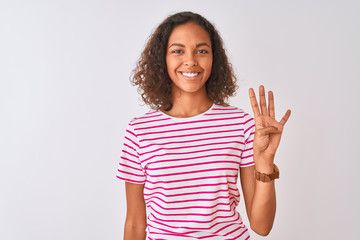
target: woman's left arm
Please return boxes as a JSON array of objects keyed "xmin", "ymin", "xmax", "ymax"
[{"xmin": 241, "ymin": 85, "xmax": 291, "ymax": 236}]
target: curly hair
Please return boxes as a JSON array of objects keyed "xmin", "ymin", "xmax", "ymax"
[{"xmin": 131, "ymin": 11, "xmax": 237, "ymax": 111}]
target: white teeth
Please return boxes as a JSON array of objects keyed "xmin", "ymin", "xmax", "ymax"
[{"xmin": 181, "ymin": 72, "xmax": 199, "ymax": 77}]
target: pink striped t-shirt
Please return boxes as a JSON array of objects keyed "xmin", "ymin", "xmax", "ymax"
[{"xmin": 117, "ymin": 103, "xmax": 255, "ymax": 240}]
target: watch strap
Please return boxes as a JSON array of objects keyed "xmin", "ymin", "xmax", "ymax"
[{"xmin": 254, "ymin": 164, "xmax": 279, "ymax": 182}]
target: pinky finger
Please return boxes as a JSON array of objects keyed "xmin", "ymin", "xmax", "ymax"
[{"xmin": 280, "ymin": 110, "xmax": 291, "ymax": 126}]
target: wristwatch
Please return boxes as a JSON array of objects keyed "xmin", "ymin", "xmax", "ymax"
[{"xmin": 254, "ymin": 164, "xmax": 280, "ymax": 182}]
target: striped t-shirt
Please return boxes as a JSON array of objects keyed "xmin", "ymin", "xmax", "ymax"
[{"xmin": 117, "ymin": 103, "xmax": 255, "ymax": 240}]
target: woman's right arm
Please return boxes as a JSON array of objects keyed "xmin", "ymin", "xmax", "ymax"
[{"xmin": 124, "ymin": 182, "xmax": 147, "ymax": 240}]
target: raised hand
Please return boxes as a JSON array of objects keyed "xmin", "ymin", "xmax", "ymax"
[{"xmin": 249, "ymin": 86, "xmax": 291, "ymax": 171}]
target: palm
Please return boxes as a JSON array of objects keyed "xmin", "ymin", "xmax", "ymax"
[{"xmin": 249, "ymin": 86, "xmax": 291, "ymax": 162}]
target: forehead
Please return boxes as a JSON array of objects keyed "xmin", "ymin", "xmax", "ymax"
[{"xmin": 167, "ymin": 22, "xmax": 211, "ymax": 46}]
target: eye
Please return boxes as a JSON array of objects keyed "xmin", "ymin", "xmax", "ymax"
[
  {"xmin": 171, "ymin": 49, "xmax": 183, "ymax": 54},
  {"xmin": 197, "ymin": 49, "xmax": 208, "ymax": 54}
]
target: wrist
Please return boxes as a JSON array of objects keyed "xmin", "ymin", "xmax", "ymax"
[{"xmin": 255, "ymin": 162, "xmax": 274, "ymax": 174}]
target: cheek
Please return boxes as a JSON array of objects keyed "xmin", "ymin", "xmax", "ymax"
[
  {"xmin": 209, "ymin": 59, "xmax": 213, "ymax": 70},
  {"xmin": 201, "ymin": 54, "xmax": 213, "ymax": 69},
  {"xmin": 166, "ymin": 57, "xmax": 176, "ymax": 72},
  {"xmin": 204, "ymin": 58, "xmax": 213, "ymax": 73}
]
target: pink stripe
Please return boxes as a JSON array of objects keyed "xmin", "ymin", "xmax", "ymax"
[
  {"xmin": 212, "ymin": 222, "xmax": 240, "ymax": 235},
  {"xmin": 198, "ymin": 227, "xmax": 236, "ymax": 239},
  {"xmin": 120, "ymin": 156, "xmax": 141, "ymax": 167},
  {"xmin": 144, "ymin": 181, "xmax": 237, "ymax": 191},
  {"xmin": 141, "ymin": 141, "xmax": 244, "ymax": 156},
  {"xmin": 131, "ymin": 117, "xmax": 171, "ymax": 126},
  {"xmin": 147, "ymin": 199, "xmax": 237, "ymax": 211},
  {"xmin": 147, "ymin": 167, "xmax": 238, "ymax": 178},
  {"xmin": 241, "ymin": 154, "xmax": 253, "ymax": 160},
  {"xmin": 118, "ymin": 162, "xmax": 142, "ymax": 172},
  {"xmin": 245, "ymin": 132, "xmax": 255, "ymax": 143},
  {"xmin": 116, "ymin": 176, "xmax": 144, "ymax": 184},
  {"xmin": 244, "ymin": 124, "xmax": 255, "ymax": 134},
  {"xmin": 149, "ymin": 213, "xmax": 241, "ymax": 231},
  {"xmin": 145, "ymin": 174, "xmax": 237, "ymax": 184},
  {"xmin": 118, "ymin": 169, "xmax": 144, "ymax": 177},
  {"xmin": 146, "ymin": 147, "xmax": 243, "ymax": 158},
  {"xmin": 148, "ymin": 205, "xmax": 235, "ymax": 217},
  {"xmin": 246, "ymin": 139, "xmax": 254, "ymax": 144},
  {"xmin": 242, "ymin": 148, "xmax": 252, "ymax": 152},
  {"xmin": 240, "ymin": 161, "xmax": 254, "ymax": 167},
  {"xmin": 144, "ymin": 188, "xmax": 239, "ymax": 198},
  {"xmin": 212, "ymin": 107, "xmax": 239, "ymax": 111},
  {"xmin": 224, "ymin": 224, "xmax": 245, "ymax": 237},
  {"xmin": 146, "ymin": 110, "xmax": 157, "ymax": 114},
  {"xmin": 126, "ymin": 128, "xmax": 136, "ymax": 137},
  {"xmin": 142, "ymin": 135, "xmax": 244, "ymax": 149},
  {"xmin": 143, "ymin": 153, "xmax": 240, "ymax": 165},
  {"xmin": 147, "ymin": 223, "xmax": 197, "ymax": 237},
  {"xmin": 145, "ymin": 195, "xmax": 238, "ymax": 205},
  {"xmin": 140, "ymin": 129, "xmax": 243, "ymax": 143},
  {"xmin": 243, "ymin": 117, "xmax": 253, "ymax": 125},
  {"xmin": 134, "ymin": 116, "xmax": 245, "ymax": 130},
  {"xmin": 132, "ymin": 113, "xmax": 163, "ymax": 122},
  {"xmin": 148, "ymin": 226, "xmax": 221, "ymax": 240},
  {"xmin": 232, "ymin": 228, "xmax": 249, "ymax": 239},
  {"xmin": 124, "ymin": 136, "xmax": 139, "ymax": 148},
  {"xmin": 123, "ymin": 143, "xmax": 138, "ymax": 154},
  {"xmin": 205, "ymin": 111, "xmax": 244, "ymax": 116},
  {"xmin": 137, "ymin": 122, "xmax": 243, "ymax": 136},
  {"xmin": 149, "ymin": 210, "xmax": 237, "ymax": 224},
  {"xmin": 121, "ymin": 149, "xmax": 137, "ymax": 159},
  {"xmin": 147, "ymin": 160, "xmax": 240, "ymax": 171},
  {"xmin": 143, "ymin": 149, "xmax": 241, "ymax": 164}
]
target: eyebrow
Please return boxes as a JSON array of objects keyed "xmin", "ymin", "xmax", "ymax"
[
  {"xmin": 196, "ymin": 43, "xmax": 211, "ymax": 48},
  {"xmin": 168, "ymin": 43, "xmax": 211, "ymax": 48}
]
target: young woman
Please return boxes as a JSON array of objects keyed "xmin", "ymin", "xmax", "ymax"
[{"xmin": 117, "ymin": 11, "xmax": 291, "ymax": 240}]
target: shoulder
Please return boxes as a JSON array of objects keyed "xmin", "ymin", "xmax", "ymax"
[
  {"xmin": 211, "ymin": 104, "xmax": 254, "ymax": 129},
  {"xmin": 127, "ymin": 109, "xmax": 162, "ymax": 126},
  {"xmin": 212, "ymin": 103, "xmax": 253, "ymax": 118},
  {"xmin": 125, "ymin": 109, "xmax": 167, "ymax": 135}
]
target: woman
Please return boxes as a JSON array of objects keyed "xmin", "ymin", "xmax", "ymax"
[{"xmin": 117, "ymin": 11, "xmax": 291, "ymax": 240}]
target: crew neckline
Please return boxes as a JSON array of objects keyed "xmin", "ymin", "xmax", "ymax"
[{"xmin": 159, "ymin": 103, "xmax": 215, "ymax": 121}]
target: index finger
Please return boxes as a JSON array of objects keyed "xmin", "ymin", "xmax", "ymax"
[{"xmin": 249, "ymin": 88, "xmax": 261, "ymax": 117}]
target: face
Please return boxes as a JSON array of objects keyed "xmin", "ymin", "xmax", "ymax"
[{"xmin": 166, "ymin": 22, "xmax": 213, "ymax": 97}]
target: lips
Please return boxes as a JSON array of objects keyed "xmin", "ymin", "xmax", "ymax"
[
  {"xmin": 179, "ymin": 71, "xmax": 201, "ymax": 80},
  {"xmin": 181, "ymin": 72, "xmax": 199, "ymax": 77}
]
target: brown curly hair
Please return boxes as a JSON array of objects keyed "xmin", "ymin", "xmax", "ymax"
[{"xmin": 131, "ymin": 11, "xmax": 237, "ymax": 111}]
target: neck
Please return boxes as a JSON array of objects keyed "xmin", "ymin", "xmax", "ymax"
[{"xmin": 163, "ymin": 88, "xmax": 213, "ymax": 118}]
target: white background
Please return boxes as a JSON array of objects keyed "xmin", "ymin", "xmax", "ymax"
[{"xmin": 1, "ymin": 0, "xmax": 359, "ymax": 239}]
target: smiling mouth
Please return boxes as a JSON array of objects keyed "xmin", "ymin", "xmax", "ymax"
[{"xmin": 180, "ymin": 72, "xmax": 200, "ymax": 78}]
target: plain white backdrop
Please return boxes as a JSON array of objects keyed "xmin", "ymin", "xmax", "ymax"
[{"xmin": 1, "ymin": 0, "xmax": 359, "ymax": 239}]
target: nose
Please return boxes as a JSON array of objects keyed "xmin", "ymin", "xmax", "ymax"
[{"xmin": 184, "ymin": 52, "xmax": 197, "ymax": 66}]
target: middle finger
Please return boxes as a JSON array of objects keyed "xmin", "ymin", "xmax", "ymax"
[{"xmin": 259, "ymin": 85, "xmax": 268, "ymax": 115}]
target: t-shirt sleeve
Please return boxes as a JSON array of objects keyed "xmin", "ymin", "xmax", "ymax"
[
  {"xmin": 116, "ymin": 122, "xmax": 146, "ymax": 184},
  {"xmin": 240, "ymin": 112, "xmax": 255, "ymax": 167}
]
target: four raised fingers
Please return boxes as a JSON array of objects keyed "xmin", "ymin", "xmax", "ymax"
[{"xmin": 249, "ymin": 86, "xmax": 291, "ymax": 125}]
